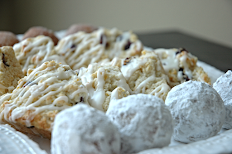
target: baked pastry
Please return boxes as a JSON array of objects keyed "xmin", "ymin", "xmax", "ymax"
[
  {"xmin": 55, "ymin": 27, "xmax": 143, "ymax": 70},
  {"xmin": 114, "ymin": 50, "xmax": 170, "ymax": 101},
  {"xmin": 52, "ymin": 104, "xmax": 120, "ymax": 154},
  {"xmin": 65, "ymin": 23, "xmax": 98, "ymax": 36},
  {"xmin": 0, "ymin": 61, "xmax": 89, "ymax": 139},
  {"xmin": 166, "ymin": 81, "xmax": 225, "ymax": 143},
  {"xmin": 0, "ymin": 31, "xmax": 19, "ymax": 47},
  {"xmin": 23, "ymin": 26, "xmax": 59, "ymax": 45},
  {"xmin": 0, "ymin": 46, "xmax": 24, "ymax": 96},
  {"xmin": 13, "ymin": 35, "xmax": 66, "ymax": 75},
  {"xmin": 154, "ymin": 48, "xmax": 211, "ymax": 87},
  {"xmin": 78, "ymin": 63, "xmax": 131, "ymax": 112},
  {"xmin": 213, "ymin": 70, "xmax": 232, "ymax": 129},
  {"xmin": 106, "ymin": 94, "xmax": 173, "ymax": 153}
]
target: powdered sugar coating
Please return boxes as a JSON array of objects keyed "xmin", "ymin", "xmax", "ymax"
[
  {"xmin": 106, "ymin": 94, "xmax": 173, "ymax": 153},
  {"xmin": 51, "ymin": 104, "xmax": 120, "ymax": 154},
  {"xmin": 213, "ymin": 70, "xmax": 232, "ymax": 129},
  {"xmin": 166, "ymin": 81, "xmax": 225, "ymax": 143}
]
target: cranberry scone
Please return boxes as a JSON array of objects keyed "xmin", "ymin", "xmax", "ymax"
[
  {"xmin": 78, "ymin": 63, "xmax": 131, "ymax": 112},
  {"xmin": 13, "ymin": 35, "xmax": 66, "ymax": 75},
  {"xmin": 106, "ymin": 94, "xmax": 173, "ymax": 153},
  {"xmin": 55, "ymin": 27, "xmax": 143, "ymax": 70},
  {"xmin": 0, "ymin": 61, "xmax": 89, "ymax": 139},
  {"xmin": 112, "ymin": 50, "xmax": 171, "ymax": 101},
  {"xmin": 154, "ymin": 48, "xmax": 211, "ymax": 87},
  {"xmin": 0, "ymin": 46, "xmax": 24, "ymax": 96}
]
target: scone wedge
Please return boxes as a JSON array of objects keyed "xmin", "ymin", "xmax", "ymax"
[
  {"xmin": 0, "ymin": 46, "xmax": 24, "ymax": 96},
  {"xmin": 0, "ymin": 61, "xmax": 88, "ymax": 139}
]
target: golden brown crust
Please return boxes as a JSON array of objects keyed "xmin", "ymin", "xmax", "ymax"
[
  {"xmin": 0, "ymin": 31, "xmax": 19, "ymax": 47},
  {"xmin": 192, "ymin": 66, "xmax": 211, "ymax": 85},
  {"xmin": 2, "ymin": 118, "xmax": 51, "ymax": 139},
  {"xmin": 154, "ymin": 48, "xmax": 211, "ymax": 87},
  {"xmin": 23, "ymin": 26, "xmax": 59, "ymax": 45}
]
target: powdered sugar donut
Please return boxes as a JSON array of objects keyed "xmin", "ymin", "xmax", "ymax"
[
  {"xmin": 51, "ymin": 104, "xmax": 120, "ymax": 154},
  {"xmin": 213, "ymin": 70, "xmax": 232, "ymax": 129},
  {"xmin": 106, "ymin": 94, "xmax": 173, "ymax": 153},
  {"xmin": 166, "ymin": 81, "xmax": 225, "ymax": 143}
]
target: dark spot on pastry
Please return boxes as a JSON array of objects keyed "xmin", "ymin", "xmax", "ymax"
[
  {"xmin": 123, "ymin": 57, "xmax": 131, "ymax": 65},
  {"xmin": 176, "ymin": 48, "xmax": 188, "ymax": 55},
  {"xmin": 100, "ymin": 34, "xmax": 105, "ymax": 45},
  {"xmin": 162, "ymin": 63, "xmax": 166, "ymax": 66},
  {"xmin": 124, "ymin": 40, "xmax": 131, "ymax": 50},
  {"xmin": 179, "ymin": 68, "xmax": 184, "ymax": 72},
  {"xmin": 75, "ymin": 97, "xmax": 84, "ymax": 105},
  {"xmin": 105, "ymin": 42, "xmax": 110, "ymax": 49},
  {"xmin": 80, "ymin": 97, "xmax": 84, "ymax": 102},
  {"xmin": 27, "ymin": 126, "xmax": 34, "ymax": 128},
  {"xmin": 2, "ymin": 53, "xmax": 9, "ymax": 67},
  {"xmin": 23, "ymin": 81, "xmax": 37, "ymax": 87},
  {"xmin": 93, "ymin": 141, "xmax": 101, "ymax": 152},
  {"xmin": 70, "ymin": 44, "xmax": 77, "ymax": 49},
  {"xmin": 192, "ymin": 99, "xmax": 197, "ymax": 103},
  {"xmin": 178, "ymin": 67, "xmax": 190, "ymax": 81},
  {"xmin": 100, "ymin": 34, "xmax": 109, "ymax": 49},
  {"xmin": 183, "ymin": 76, "xmax": 190, "ymax": 81},
  {"xmin": 23, "ymin": 81, "xmax": 32, "ymax": 87}
]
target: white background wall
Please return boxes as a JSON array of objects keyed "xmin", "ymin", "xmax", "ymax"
[{"xmin": 1, "ymin": 0, "xmax": 232, "ymax": 48}]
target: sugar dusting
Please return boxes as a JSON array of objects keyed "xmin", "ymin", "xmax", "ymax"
[
  {"xmin": 166, "ymin": 81, "xmax": 225, "ymax": 143},
  {"xmin": 51, "ymin": 104, "xmax": 120, "ymax": 154},
  {"xmin": 106, "ymin": 94, "xmax": 173, "ymax": 153}
]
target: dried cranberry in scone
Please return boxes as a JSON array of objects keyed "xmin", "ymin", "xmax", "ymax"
[{"xmin": 55, "ymin": 27, "xmax": 143, "ymax": 70}]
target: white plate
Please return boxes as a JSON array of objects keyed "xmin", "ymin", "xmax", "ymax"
[
  {"xmin": 23, "ymin": 60, "xmax": 228, "ymax": 154},
  {"xmin": 14, "ymin": 32, "xmax": 230, "ymax": 153},
  {"xmin": 0, "ymin": 124, "xmax": 47, "ymax": 154}
]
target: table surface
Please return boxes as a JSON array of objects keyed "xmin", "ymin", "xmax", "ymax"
[{"xmin": 137, "ymin": 30, "xmax": 232, "ymax": 72}]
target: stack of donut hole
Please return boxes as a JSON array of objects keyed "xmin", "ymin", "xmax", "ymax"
[{"xmin": 0, "ymin": 24, "xmax": 97, "ymax": 47}]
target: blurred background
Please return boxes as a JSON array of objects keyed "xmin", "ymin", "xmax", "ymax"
[{"xmin": 1, "ymin": 0, "xmax": 232, "ymax": 48}]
